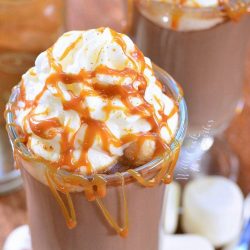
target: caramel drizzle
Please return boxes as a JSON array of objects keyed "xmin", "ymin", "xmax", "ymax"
[
  {"xmin": 59, "ymin": 36, "xmax": 83, "ymax": 61},
  {"xmin": 171, "ymin": 6, "xmax": 185, "ymax": 30},
  {"xmin": 47, "ymin": 168, "xmax": 129, "ymax": 237},
  {"xmin": 7, "ymin": 28, "xmax": 181, "ymax": 236},
  {"xmin": 46, "ymin": 168, "xmax": 77, "ymax": 229},
  {"xmin": 128, "ymin": 142, "xmax": 180, "ymax": 187},
  {"xmin": 12, "ymin": 28, "xmax": 178, "ymax": 175},
  {"xmin": 95, "ymin": 173, "xmax": 129, "ymax": 238}
]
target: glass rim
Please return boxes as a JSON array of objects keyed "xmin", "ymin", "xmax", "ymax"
[
  {"xmin": 6, "ymin": 64, "xmax": 188, "ymax": 185},
  {"xmin": 137, "ymin": 0, "xmax": 250, "ymax": 18}
]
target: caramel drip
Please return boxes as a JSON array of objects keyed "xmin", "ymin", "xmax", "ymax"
[
  {"xmin": 61, "ymin": 173, "xmax": 107, "ymax": 201},
  {"xmin": 12, "ymin": 137, "xmax": 27, "ymax": 170},
  {"xmin": 58, "ymin": 171, "xmax": 129, "ymax": 237},
  {"xmin": 128, "ymin": 142, "xmax": 180, "ymax": 187},
  {"xmin": 46, "ymin": 168, "xmax": 77, "ymax": 229},
  {"xmin": 96, "ymin": 173, "xmax": 129, "ymax": 238},
  {"xmin": 171, "ymin": 7, "xmax": 184, "ymax": 30},
  {"xmin": 162, "ymin": 142, "xmax": 180, "ymax": 184}
]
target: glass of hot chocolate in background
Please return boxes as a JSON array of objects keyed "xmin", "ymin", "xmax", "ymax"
[
  {"xmin": 128, "ymin": 0, "xmax": 250, "ymax": 178},
  {"xmin": 5, "ymin": 30, "xmax": 187, "ymax": 250},
  {"xmin": 0, "ymin": 0, "xmax": 64, "ymax": 194}
]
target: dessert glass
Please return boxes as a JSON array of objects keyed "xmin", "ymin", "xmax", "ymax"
[
  {"xmin": 5, "ymin": 65, "xmax": 187, "ymax": 250},
  {"xmin": 128, "ymin": 0, "xmax": 250, "ymax": 180}
]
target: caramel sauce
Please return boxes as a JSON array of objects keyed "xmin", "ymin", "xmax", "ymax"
[
  {"xmin": 7, "ymin": 28, "xmax": 181, "ymax": 236},
  {"xmin": 59, "ymin": 36, "xmax": 83, "ymax": 61},
  {"xmin": 95, "ymin": 173, "xmax": 129, "ymax": 238},
  {"xmin": 46, "ymin": 167, "xmax": 129, "ymax": 236},
  {"xmin": 128, "ymin": 142, "xmax": 180, "ymax": 187},
  {"xmin": 29, "ymin": 117, "xmax": 61, "ymax": 140},
  {"xmin": 171, "ymin": 7, "xmax": 184, "ymax": 30},
  {"xmin": 46, "ymin": 168, "xmax": 77, "ymax": 229}
]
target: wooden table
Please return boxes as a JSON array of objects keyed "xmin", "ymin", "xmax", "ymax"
[{"xmin": 1, "ymin": 0, "xmax": 250, "ymax": 248}]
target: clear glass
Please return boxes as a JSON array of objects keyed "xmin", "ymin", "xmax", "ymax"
[
  {"xmin": 6, "ymin": 65, "xmax": 187, "ymax": 250},
  {"xmin": 0, "ymin": 0, "xmax": 65, "ymax": 195},
  {"xmin": 175, "ymin": 136, "xmax": 240, "ymax": 186}
]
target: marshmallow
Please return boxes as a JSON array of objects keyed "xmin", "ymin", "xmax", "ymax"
[
  {"xmin": 159, "ymin": 234, "xmax": 214, "ymax": 250},
  {"xmin": 3, "ymin": 225, "xmax": 31, "ymax": 250},
  {"xmin": 182, "ymin": 176, "xmax": 244, "ymax": 247},
  {"xmin": 161, "ymin": 182, "xmax": 181, "ymax": 234}
]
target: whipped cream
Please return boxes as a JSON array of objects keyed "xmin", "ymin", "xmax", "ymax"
[
  {"xmin": 137, "ymin": 0, "xmax": 224, "ymax": 31},
  {"xmin": 164, "ymin": 0, "xmax": 219, "ymax": 8},
  {"xmin": 13, "ymin": 28, "xmax": 179, "ymax": 175}
]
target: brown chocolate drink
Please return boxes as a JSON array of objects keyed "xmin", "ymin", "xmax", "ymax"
[
  {"xmin": 131, "ymin": 0, "xmax": 250, "ymax": 135},
  {"xmin": 21, "ymin": 168, "xmax": 164, "ymax": 250},
  {"xmin": 6, "ymin": 28, "xmax": 187, "ymax": 250}
]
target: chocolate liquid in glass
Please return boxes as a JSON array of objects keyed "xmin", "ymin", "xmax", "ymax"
[
  {"xmin": 132, "ymin": 3, "xmax": 250, "ymax": 134},
  {"xmin": 22, "ymin": 169, "xmax": 164, "ymax": 250}
]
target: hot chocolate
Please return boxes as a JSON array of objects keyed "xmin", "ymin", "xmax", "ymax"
[{"xmin": 6, "ymin": 28, "xmax": 187, "ymax": 250}]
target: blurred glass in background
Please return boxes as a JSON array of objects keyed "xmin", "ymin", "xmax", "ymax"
[
  {"xmin": 66, "ymin": 0, "xmax": 125, "ymax": 31},
  {"xmin": 0, "ymin": 0, "xmax": 64, "ymax": 194}
]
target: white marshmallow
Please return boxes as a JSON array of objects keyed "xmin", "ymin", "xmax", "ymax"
[
  {"xmin": 159, "ymin": 234, "xmax": 214, "ymax": 250},
  {"xmin": 161, "ymin": 182, "xmax": 181, "ymax": 234},
  {"xmin": 182, "ymin": 176, "xmax": 244, "ymax": 247},
  {"xmin": 3, "ymin": 225, "xmax": 31, "ymax": 250}
]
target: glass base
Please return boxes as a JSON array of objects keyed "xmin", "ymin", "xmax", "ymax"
[
  {"xmin": 175, "ymin": 136, "xmax": 239, "ymax": 185},
  {"xmin": 0, "ymin": 125, "xmax": 22, "ymax": 195}
]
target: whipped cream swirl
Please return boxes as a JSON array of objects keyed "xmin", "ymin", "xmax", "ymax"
[{"xmin": 12, "ymin": 28, "xmax": 179, "ymax": 175}]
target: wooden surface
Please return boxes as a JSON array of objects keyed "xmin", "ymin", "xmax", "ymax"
[{"xmin": 0, "ymin": 0, "xmax": 250, "ymax": 248}]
